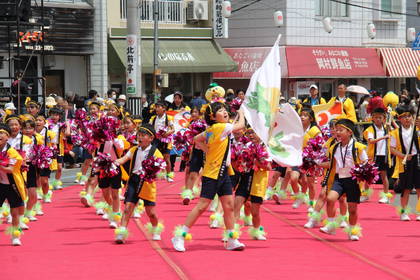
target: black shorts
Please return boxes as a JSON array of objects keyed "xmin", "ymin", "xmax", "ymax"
[
  {"xmin": 98, "ymin": 170, "xmax": 122, "ymax": 189},
  {"xmin": 26, "ymin": 163, "xmax": 37, "ymax": 188},
  {"xmin": 398, "ymin": 155, "xmax": 420, "ymax": 190},
  {"xmin": 374, "ymin": 155, "xmax": 388, "ymax": 171},
  {"xmin": 200, "ymin": 172, "xmax": 233, "ymax": 200},
  {"xmin": 188, "ymin": 148, "xmax": 204, "ymax": 172},
  {"xmin": 331, "ymin": 176, "xmax": 361, "ymax": 203},
  {"xmin": 230, "ymin": 172, "xmax": 241, "ymax": 190},
  {"xmin": 274, "ymin": 166, "xmax": 287, "ymax": 177},
  {"xmin": 82, "ymin": 148, "xmax": 93, "ymax": 160},
  {"xmin": 57, "ymin": 156, "xmax": 64, "ymax": 164},
  {"xmin": 38, "ymin": 167, "xmax": 51, "ymax": 177},
  {"xmin": 235, "ymin": 172, "xmax": 263, "ymax": 204},
  {"xmin": 0, "ymin": 183, "xmax": 24, "ymax": 208},
  {"xmin": 124, "ymin": 174, "xmax": 156, "ymax": 206},
  {"xmin": 155, "ymin": 139, "xmax": 169, "ymax": 154}
]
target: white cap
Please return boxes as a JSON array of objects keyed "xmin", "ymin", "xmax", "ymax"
[
  {"xmin": 118, "ymin": 94, "xmax": 127, "ymax": 101},
  {"xmin": 4, "ymin": 102, "xmax": 16, "ymax": 110},
  {"xmin": 309, "ymin": 84, "xmax": 318, "ymax": 90}
]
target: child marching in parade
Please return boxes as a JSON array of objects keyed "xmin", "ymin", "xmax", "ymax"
[
  {"xmin": 172, "ymin": 101, "xmax": 246, "ymax": 252},
  {"xmin": 390, "ymin": 105, "xmax": 420, "ymax": 221},
  {"xmin": 320, "ymin": 119, "xmax": 368, "ymax": 241},
  {"xmin": 114, "ymin": 124, "xmax": 166, "ymax": 243}
]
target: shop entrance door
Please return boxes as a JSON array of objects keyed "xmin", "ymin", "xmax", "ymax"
[{"xmin": 45, "ymin": 70, "xmax": 65, "ymax": 96}]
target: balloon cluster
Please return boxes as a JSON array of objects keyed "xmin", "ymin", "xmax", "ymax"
[
  {"xmin": 134, "ymin": 156, "xmax": 167, "ymax": 183},
  {"xmin": 29, "ymin": 145, "xmax": 54, "ymax": 169},
  {"xmin": 350, "ymin": 162, "xmax": 379, "ymax": 184},
  {"xmin": 92, "ymin": 152, "xmax": 120, "ymax": 179},
  {"xmin": 300, "ymin": 135, "xmax": 328, "ymax": 177}
]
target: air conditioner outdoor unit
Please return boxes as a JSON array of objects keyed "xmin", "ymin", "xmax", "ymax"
[{"xmin": 187, "ymin": 0, "xmax": 208, "ymax": 21}]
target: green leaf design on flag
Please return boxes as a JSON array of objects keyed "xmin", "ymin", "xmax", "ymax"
[
  {"xmin": 268, "ymin": 131, "xmax": 290, "ymax": 157},
  {"xmin": 247, "ymin": 82, "xmax": 273, "ymax": 127}
]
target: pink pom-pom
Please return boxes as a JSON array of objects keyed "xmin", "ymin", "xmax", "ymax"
[
  {"xmin": 300, "ymin": 135, "xmax": 327, "ymax": 177},
  {"xmin": 230, "ymin": 98, "xmax": 243, "ymax": 112},
  {"xmin": 29, "ymin": 145, "xmax": 54, "ymax": 169},
  {"xmin": 89, "ymin": 116, "xmax": 120, "ymax": 143},
  {"xmin": 189, "ymin": 119, "xmax": 207, "ymax": 136},
  {"xmin": 92, "ymin": 152, "xmax": 120, "ymax": 179},
  {"xmin": 350, "ymin": 162, "xmax": 380, "ymax": 184},
  {"xmin": 0, "ymin": 151, "xmax": 9, "ymax": 167},
  {"xmin": 134, "ymin": 156, "xmax": 167, "ymax": 183},
  {"xmin": 173, "ymin": 129, "xmax": 191, "ymax": 151},
  {"xmin": 156, "ymin": 127, "xmax": 172, "ymax": 143}
]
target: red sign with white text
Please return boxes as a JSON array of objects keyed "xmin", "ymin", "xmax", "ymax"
[
  {"xmin": 286, "ymin": 46, "xmax": 385, "ymax": 78},
  {"xmin": 213, "ymin": 47, "xmax": 271, "ymax": 79}
]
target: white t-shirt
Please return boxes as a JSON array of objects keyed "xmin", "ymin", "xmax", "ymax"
[
  {"xmin": 367, "ymin": 125, "xmax": 386, "ymax": 156},
  {"xmin": 334, "ymin": 139, "xmax": 368, "ymax": 178},
  {"xmin": 390, "ymin": 126, "xmax": 417, "ymax": 155},
  {"xmin": 126, "ymin": 145, "xmax": 152, "ymax": 174},
  {"xmin": 153, "ymin": 114, "xmax": 173, "ymax": 132}
]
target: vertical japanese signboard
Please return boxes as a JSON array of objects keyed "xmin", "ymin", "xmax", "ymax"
[
  {"xmin": 126, "ymin": 34, "xmax": 137, "ymax": 95},
  {"xmin": 213, "ymin": 0, "xmax": 228, "ymax": 39}
]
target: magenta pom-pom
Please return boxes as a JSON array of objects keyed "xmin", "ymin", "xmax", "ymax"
[
  {"xmin": 92, "ymin": 152, "xmax": 120, "ymax": 179},
  {"xmin": 0, "ymin": 151, "xmax": 10, "ymax": 167},
  {"xmin": 134, "ymin": 156, "xmax": 167, "ymax": 183},
  {"xmin": 29, "ymin": 145, "xmax": 54, "ymax": 169},
  {"xmin": 350, "ymin": 162, "xmax": 380, "ymax": 184},
  {"xmin": 230, "ymin": 98, "xmax": 243, "ymax": 112},
  {"xmin": 300, "ymin": 135, "xmax": 327, "ymax": 177},
  {"xmin": 156, "ymin": 127, "xmax": 172, "ymax": 143}
]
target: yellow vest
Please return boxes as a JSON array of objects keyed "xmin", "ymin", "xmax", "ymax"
[
  {"xmin": 303, "ymin": 126, "xmax": 321, "ymax": 147},
  {"xmin": 6, "ymin": 146, "xmax": 26, "ymax": 201},
  {"xmin": 390, "ymin": 127, "xmax": 420, "ymax": 179},
  {"xmin": 330, "ymin": 97, "xmax": 357, "ymax": 123},
  {"xmin": 323, "ymin": 140, "xmax": 366, "ymax": 190},
  {"xmin": 363, "ymin": 125, "xmax": 391, "ymax": 167},
  {"xmin": 126, "ymin": 146, "xmax": 163, "ymax": 202}
]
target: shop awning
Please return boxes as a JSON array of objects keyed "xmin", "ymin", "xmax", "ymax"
[
  {"xmin": 377, "ymin": 48, "xmax": 420, "ymax": 77},
  {"xmin": 108, "ymin": 39, "xmax": 237, "ymax": 74},
  {"xmin": 213, "ymin": 47, "xmax": 271, "ymax": 79},
  {"xmin": 286, "ymin": 46, "xmax": 386, "ymax": 78}
]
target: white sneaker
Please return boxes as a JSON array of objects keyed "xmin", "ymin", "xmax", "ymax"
[
  {"xmin": 80, "ymin": 181, "xmax": 86, "ymax": 186},
  {"xmin": 340, "ymin": 221, "xmax": 349, "ymax": 228},
  {"xmin": 378, "ymin": 197, "xmax": 389, "ymax": 204},
  {"xmin": 360, "ymin": 196, "xmax": 369, "ymax": 203},
  {"xmin": 133, "ymin": 211, "xmax": 141, "ymax": 218},
  {"xmin": 11, "ymin": 237, "xmax": 22, "ymax": 246},
  {"xmin": 102, "ymin": 213, "xmax": 109, "ymax": 220},
  {"xmin": 172, "ymin": 236, "xmax": 186, "ymax": 252},
  {"xmin": 253, "ymin": 234, "xmax": 267, "ymax": 241},
  {"xmin": 209, "ymin": 219, "xmax": 219, "ymax": 229},
  {"xmin": 304, "ymin": 218, "xmax": 318, "ymax": 228},
  {"xmin": 416, "ymin": 216, "xmax": 420, "ymax": 221},
  {"xmin": 320, "ymin": 224, "xmax": 336, "ymax": 235},
  {"xmin": 19, "ymin": 221, "xmax": 29, "ymax": 230},
  {"xmin": 307, "ymin": 207, "xmax": 314, "ymax": 213},
  {"xmin": 292, "ymin": 199, "xmax": 302, "ymax": 209},
  {"xmin": 221, "ymin": 236, "xmax": 228, "ymax": 242},
  {"xmin": 28, "ymin": 215, "xmax": 38, "ymax": 221},
  {"xmin": 226, "ymin": 238, "xmax": 245, "ymax": 251},
  {"xmin": 166, "ymin": 176, "xmax": 174, "ymax": 183},
  {"xmin": 349, "ymin": 235, "xmax": 360, "ymax": 241},
  {"xmin": 115, "ymin": 234, "xmax": 125, "ymax": 244},
  {"xmin": 36, "ymin": 209, "xmax": 44, "ymax": 216},
  {"xmin": 272, "ymin": 193, "xmax": 281, "ymax": 204},
  {"xmin": 44, "ymin": 197, "xmax": 52, "ymax": 203},
  {"xmin": 400, "ymin": 213, "xmax": 411, "ymax": 221},
  {"xmin": 6, "ymin": 215, "xmax": 12, "ymax": 224},
  {"xmin": 109, "ymin": 221, "xmax": 118, "ymax": 229},
  {"xmin": 74, "ymin": 178, "xmax": 80, "ymax": 183},
  {"xmin": 152, "ymin": 233, "xmax": 161, "ymax": 241},
  {"xmin": 96, "ymin": 208, "xmax": 105, "ymax": 215},
  {"xmin": 54, "ymin": 185, "xmax": 63, "ymax": 190}
]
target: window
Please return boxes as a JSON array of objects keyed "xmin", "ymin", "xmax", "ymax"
[
  {"xmin": 315, "ymin": 0, "xmax": 349, "ymax": 17},
  {"xmin": 381, "ymin": 0, "xmax": 402, "ymax": 18}
]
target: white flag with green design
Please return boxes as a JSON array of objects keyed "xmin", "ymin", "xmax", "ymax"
[{"xmin": 242, "ymin": 35, "xmax": 304, "ymax": 166}]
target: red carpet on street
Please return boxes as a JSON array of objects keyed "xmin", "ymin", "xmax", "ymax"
[{"xmin": 1, "ymin": 171, "xmax": 420, "ymax": 280}]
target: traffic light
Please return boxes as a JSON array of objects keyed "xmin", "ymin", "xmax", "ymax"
[{"xmin": 0, "ymin": 0, "xmax": 31, "ymax": 22}]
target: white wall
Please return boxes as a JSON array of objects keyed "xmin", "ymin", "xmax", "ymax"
[{"xmin": 50, "ymin": 55, "xmax": 88, "ymax": 95}]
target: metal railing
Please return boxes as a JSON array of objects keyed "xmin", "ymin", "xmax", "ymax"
[
  {"xmin": 42, "ymin": 0, "xmax": 89, "ymax": 3},
  {"xmin": 121, "ymin": 0, "xmax": 186, "ymax": 24}
]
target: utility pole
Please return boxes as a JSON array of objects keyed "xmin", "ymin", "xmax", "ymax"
[
  {"xmin": 152, "ymin": 0, "xmax": 160, "ymax": 103},
  {"xmin": 126, "ymin": 0, "xmax": 141, "ymax": 102}
]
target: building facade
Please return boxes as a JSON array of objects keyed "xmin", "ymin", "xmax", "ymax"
[{"xmin": 215, "ymin": 0, "xmax": 413, "ymax": 100}]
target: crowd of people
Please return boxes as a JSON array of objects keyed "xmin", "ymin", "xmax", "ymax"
[{"xmin": 0, "ymin": 82, "xmax": 419, "ymax": 252}]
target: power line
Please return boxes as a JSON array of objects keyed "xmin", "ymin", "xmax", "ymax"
[
  {"xmin": 329, "ymin": 0, "xmax": 419, "ymax": 17},
  {"xmin": 232, "ymin": 0, "xmax": 262, "ymax": 13}
]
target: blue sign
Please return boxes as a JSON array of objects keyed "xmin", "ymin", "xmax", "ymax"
[{"xmin": 412, "ymin": 32, "xmax": 420, "ymax": 50}]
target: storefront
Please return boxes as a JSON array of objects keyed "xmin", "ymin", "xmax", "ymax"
[
  {"xmin": 108, "ymin": 38, "xmax": 237, "ymax": 100},
  {"xmin": 0, "ymin": 3, "xmax": 94, "ymax": 104},
  {"xmin": 377, "ymin": 48, "xmax": 420, "ymax": 96},
  {"xmin": 213, "ymin": 46, "xmax": 386, "ymax": 102}
]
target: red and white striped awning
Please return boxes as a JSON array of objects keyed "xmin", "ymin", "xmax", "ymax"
[{"xmin": 378, "ymin": 48, "xmax": 420, "ymax": 77}]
